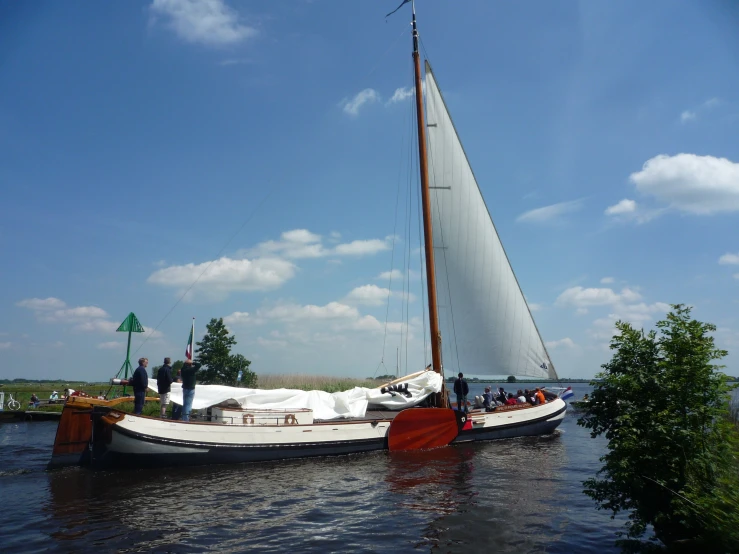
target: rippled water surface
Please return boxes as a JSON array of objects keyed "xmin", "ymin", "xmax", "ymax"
[{"xmin": 1, "ymin": 385, "xmax": 628, "ymax": 553}]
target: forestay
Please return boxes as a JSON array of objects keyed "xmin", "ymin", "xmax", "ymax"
[
  {"xmin": 424, "ymin": 62, "xmax": 557, "ymax": 380},
  {"xmin": 148, "ymin": 370, "xmax": 442, "ymax": 420}
]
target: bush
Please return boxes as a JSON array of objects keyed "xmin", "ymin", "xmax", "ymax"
[{"xmin": 578, "ymin": 305, "xmax": 739, "ymax": 551}]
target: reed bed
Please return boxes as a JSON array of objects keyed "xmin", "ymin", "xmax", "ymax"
[{"xmin": 256, "ymin": 374, "xmax": 384, "ymax": 393}]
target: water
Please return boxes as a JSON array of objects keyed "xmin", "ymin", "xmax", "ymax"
[{"xmin": 0, "ymin": 384, "xmax": 628, "ymax": 553}]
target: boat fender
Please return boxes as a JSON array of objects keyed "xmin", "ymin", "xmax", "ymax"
[
  {"xmin": 243, "ymin": 414, "xmax": 254, "ymax": 425},
  {"xmin": 284, "ymin": 414, "xmax": 298, "ymax": 425}
]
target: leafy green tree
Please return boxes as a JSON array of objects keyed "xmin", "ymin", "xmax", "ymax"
[
  {"xmin": 195, "ymin": 318, "xmax": 237, "ymax": 384},
  {"xmin": 172, "ymin": 360, "xmax": 184, "ymax": 377},
  {"xmin": 578, "ymin": 305, "xmax": 739, "ymax": 551},
  {"xmin": 231, "ymin": 353, "xmax": 257, "ymax": 387},
  {"xmin": 506, "ymin": 375, "xmax": 516, "ymax": 383}
]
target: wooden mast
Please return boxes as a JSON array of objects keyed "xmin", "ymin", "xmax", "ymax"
[{"xmin": 411, "ymin": 1, "xmax": 446, "ymax": 407}]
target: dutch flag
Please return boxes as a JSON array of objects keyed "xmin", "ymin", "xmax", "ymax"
[{"xmin": 561, "ymin": 387, "xmax": 574, "ymax": 401}]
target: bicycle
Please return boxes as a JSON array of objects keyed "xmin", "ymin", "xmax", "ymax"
[{"xmin": 7, "ymin": 393, "xmax": 20, "ymax": 411}]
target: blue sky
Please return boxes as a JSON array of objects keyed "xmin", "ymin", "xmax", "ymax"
[{"xmin": 2, "ymin": 0, "xmax": 738, "ymax": 381}]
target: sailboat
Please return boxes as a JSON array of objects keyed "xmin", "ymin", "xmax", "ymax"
[{"xmin": 48, "ymin": 1, "xmax": 565, "ymax": 470}]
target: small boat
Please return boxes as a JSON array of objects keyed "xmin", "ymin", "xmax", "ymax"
[{"xmin": 48, "ymin": 1, "xmax": 565, "ymax": 470}]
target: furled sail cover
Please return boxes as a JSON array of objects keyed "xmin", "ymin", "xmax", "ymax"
[{"xmin": 424, "ymin": 63, "xmax": 558, "ymax": 380}]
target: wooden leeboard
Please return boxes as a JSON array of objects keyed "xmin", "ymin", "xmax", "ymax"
[{"xmin": 387, "ymin": 408, "xmax": 458, "ymax": 451}]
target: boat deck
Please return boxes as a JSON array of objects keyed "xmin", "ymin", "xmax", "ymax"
[{"xmin": 315, "ymin": 410, "xmax": 400, "ymax": 424}]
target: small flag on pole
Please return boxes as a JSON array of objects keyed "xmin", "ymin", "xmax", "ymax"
[
  {"xmin": 386, "ymin": 0, "xmax": 411, "ymax": 18},
  {"xmin": 185, "ymin": 319, "xmax": 195, "ymax": 361},
  {"xmin": 561, "ymin": 387, "xmax": 574, "ymax": 401}
]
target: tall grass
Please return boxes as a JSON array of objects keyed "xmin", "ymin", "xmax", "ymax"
[
  {"xmin": 730, "ymin": 398, "xmax": 739, "ymax": 427},
  {"xmin": 255, "ymin": 374, "xmax": 384, "ymax": 393}
]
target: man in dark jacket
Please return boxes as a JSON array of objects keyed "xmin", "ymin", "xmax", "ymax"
[
  {"xmin": 453, "ymin": 372, "xmax": 469, "ymax": 413},
  {"xmin": 157, "ymin": 357, "xmax": 174, "ymax": 418},
  {"xmin": 123, "ymin": 357, "xmax": 149, "ymax": 414}
]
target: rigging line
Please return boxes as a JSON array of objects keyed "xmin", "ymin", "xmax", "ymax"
[
  {"xmin": 403, "ymin": 95, "xmax": 416, "ymax": 376},
  {"xmin": 363, "ymin": 25, "xmax": 409, "ymax": 83},
  {"xmin": 132, "ymin": 189, "xmax": 275, "ymax": 356},
  {"xmin": 379, "ymin": 54, "xmax": 414, "ymax": 371}
]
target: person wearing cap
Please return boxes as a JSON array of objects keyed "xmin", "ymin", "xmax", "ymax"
[
  {"xmin": 453, "ymin": 372, "xmax": 469, "ymax": 413},
  {"xmin": 156, "ymin": 357, "xmax": 174, "ymax": 418}
]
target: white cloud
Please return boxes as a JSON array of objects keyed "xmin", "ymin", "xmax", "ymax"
[
  {"xmin": 545, "ymin": 338, "xmax": 575, "ymax": 349},
  {"xmin": 387, "ymin": 86, "xmax": 414, "ymax": 105},
  {"xmin": 260, "ymin": 301, "xmax": 359, "ymax": 322},
  {"xmin": 150, "ymin": 0, "xmax": 258, "ymax": 46},
  {"xmin": 0, "ymin": 342, "xmax": 11, "ymax": 349},
  {"xmin": 223, "ymin": 311, "xmax": 253, "ymax": 326},
  {"xmin": 17, "ymin": 296, "xmax": 138, "ymax": 336},
  {"xmin": 556, "ymin": 286, "xmax": 642, "ymax": 309},
  {"xmin": 249, "ymin": 230, "xmax": 390, "ymax": 260},
  {"xmin": 345, "ymin": 284, "xmax": 415, "ymax": 306},
  {"xmin": 679, "ymin": 98, "xmax": 720, "ymax": 124},
  {"xmin": 16, "ymin": 297, "xmax": 66, "ymax": 310},
  {"xmin": 528, "ymin": 303, "xmax": 542, "ymax": 312},
  {"xmin": 378, "ymin": 269, "xmax": 403, "ymax": 280},
  {"xmin": 629, "ymin": 154, "xmax": 739, "ymax": 214},
  {"xmin": 718, "ymin": 253, "xmax": 739, "ymax": 265},
  {"xmin": 516, "ymin": 199, "xmax": 583, "ymax": 224},
  {"xmin": 73, "ymin": 320, "xmax": 122, "ymax": 334},
  {"xmin": 342, "ymin": 88, "xmax": 380, "ymax": 116},
  {"xmin": 604, "ymin": 199, "xmax": 636, "ymax": 216},
  {"xmin": 680, "ymin": 110, "xmax": 696, "ymax": 123},
  {"xmin": 600, "ymin": 277, "xmax": 615, "ymax": 284},
  {"xmin": 334, "ymin": 238, "xmax": 390, "ymax": 256},
  {"xmin": 734, "ymin": 273, "xmax": 739, "ymax": 280},
  {"xmin": 97, "ymin": 341, "xmax": 123, "ymax": 350},
  {"xmin": 147, "ymin": 256, "xmax": 296, "ymax": 296}
]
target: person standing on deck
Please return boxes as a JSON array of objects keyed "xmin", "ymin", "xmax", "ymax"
[
  {"xmin": 453, "ymin": 372, "xmax": 469, "ymax": 413},
  {"xmin": 180, "ymin": 359, "xmax": 198, "ymax": 421},
  {"xmin": 156, "ymin": 357, "xmax": 174, "ymax": 418},
  {"xmin": 122, "ymin": 357, "xmax": 149, "ymax": 414}
]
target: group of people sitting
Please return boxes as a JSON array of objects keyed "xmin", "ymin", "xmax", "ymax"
[
  {"xmin": 475, "ymin": 386, "xmax": 549, "ymax": 411},
  {"xmin": 28, "ymin": 391, "xmax": 63, "ymax": 408}
]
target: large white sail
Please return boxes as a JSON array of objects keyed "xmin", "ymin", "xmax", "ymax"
[{"xmin": 424, "ymin": 62, "xmax": 557, "ymax": 380}]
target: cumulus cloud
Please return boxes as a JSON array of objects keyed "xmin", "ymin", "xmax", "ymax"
[
  {"xmin": 334, "ymin": 239, "xmax": 390, "ymax": 256},
  {"xmin": 149, "ymin": 0, "xmax": 258, "ymax": 46},
  {"xmin": 600, "ymin": 277, "xmax": 615, "ymax": 284},
  {"xmin": 249, "ymin": 229, "xmax": 391, "ymax": 260},
  {"xmin": 342, "ymin": 88, "xmax": 380, "ymax": 116},
  {"xmin": 387, "ymin": 86, "xmax": 414, "ymax": 104},
  {"xmin": 718, "ymin": 253, "xmax": 739, "ymax": 265},
  {"xmin": 629, "ymin": 154, "xmax": 739, "ymax": 214},
  {"xmin": 545, "ymin": 338, "xmax": 575, "ymax": 349},
  {"xmin": 148, "ymin": 256, "xmax": 296, "ymax": 296},
  {"xmin": 604, "ymin": 199, "xmax": 637, "ymax": 216},
  {"xmin": 555, "ymin": 286, "xmax": 642, "ymax": 309},
  {"xmin": 516, "ymin": 199, "xmax": 583, "ymax": 224},
  {"xmin": 344, "ymin": 284, "xmax": 415, "ymax": 306},
  {"xmin": 16, "ymin": 297, "xmax": 66, "ymax": 310},
  {"xmin": 588, "ymin": 302, "xmax": 671, "ymax": 340}
]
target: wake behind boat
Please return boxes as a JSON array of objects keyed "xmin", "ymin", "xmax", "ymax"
[{"xmin": 48, "ymin": 1, "xmax": 566, "ymax": 470}]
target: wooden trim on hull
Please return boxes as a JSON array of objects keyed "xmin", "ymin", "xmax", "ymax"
[{"xmin": 95, "ymin": 424, "xmax": 388, "ymax": 468}]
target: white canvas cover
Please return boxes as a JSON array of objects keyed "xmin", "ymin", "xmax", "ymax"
[
  {"xmin": 424, "ymin": 63, "xmax": 558, "ymax": 380},
  {"xmin": 148, "ymin": 370, "xmax": 442, "ymax": 420}
]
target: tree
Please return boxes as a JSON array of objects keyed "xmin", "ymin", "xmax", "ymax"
[
  {"xmin": 506, "ymin": 375, "xmax": 516, "ymax": 383},
  {"xmin": 578, "ymin": 305, "xmax": 739, "ymax": 551},
  {"xmin": 231, "ymin": 353, "xmax": 257, "ymax": 387},
  {"xmin": 195, "ymin": 318, "xmax": 237, "ymax": 384}
]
